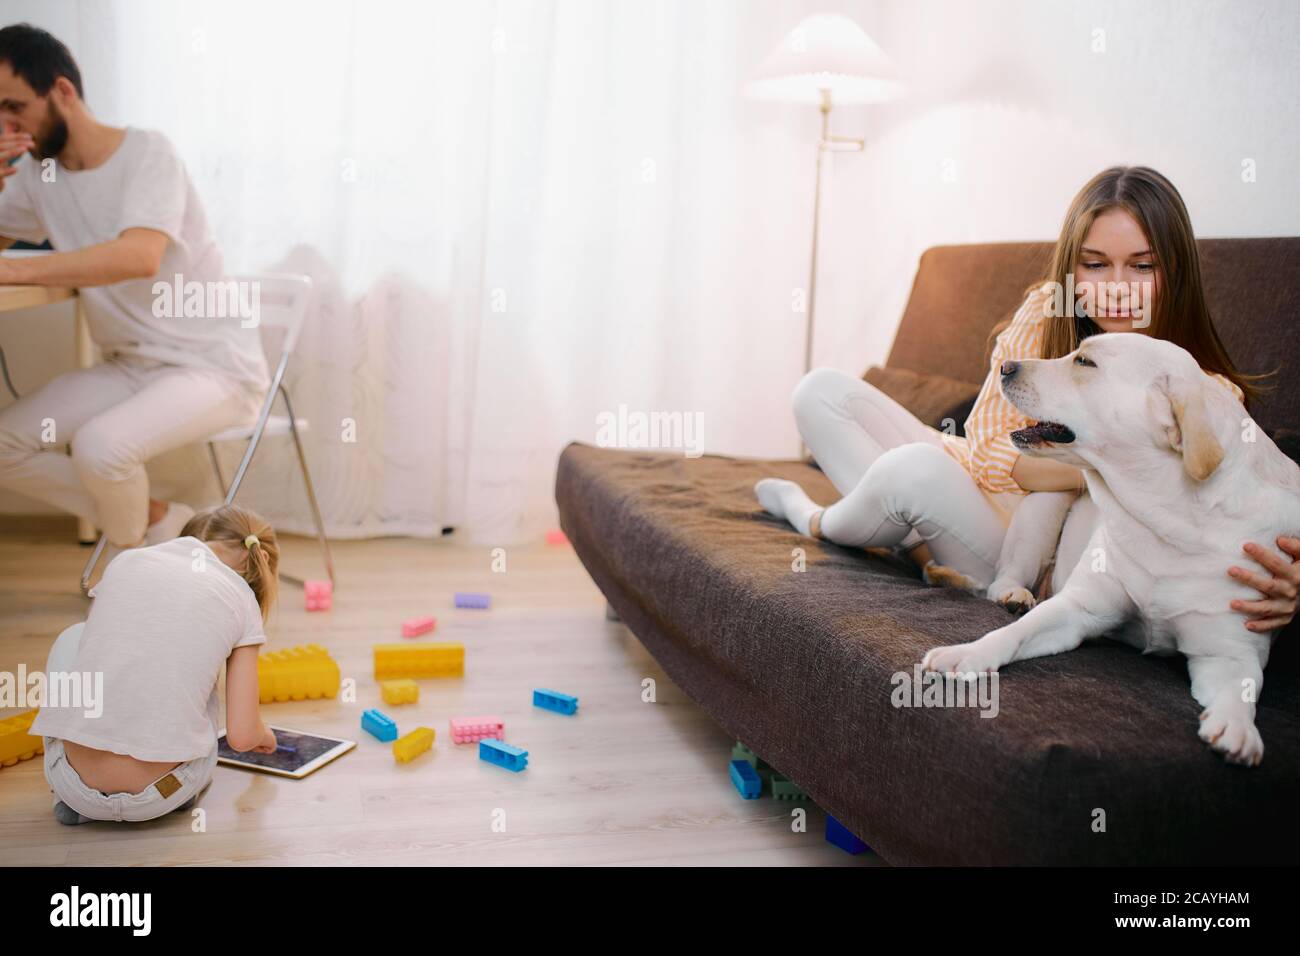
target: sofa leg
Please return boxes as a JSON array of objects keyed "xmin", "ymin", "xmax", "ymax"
[{"xmin": 604, "ymin": 601, "xmax": 621, "ymax": 622}]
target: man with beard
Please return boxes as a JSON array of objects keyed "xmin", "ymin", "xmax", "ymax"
[{"xmin": 0, "ymin": 24, "xmax": 268, "ymax": 561}]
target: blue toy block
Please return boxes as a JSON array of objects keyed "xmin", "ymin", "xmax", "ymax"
[
  {"xmin": 362, "ymin": 708, "xmax": 398, "ymax": 742},
  {"xmin": 532, "ymin": 688, "xmax": 578, "ymax": 715},
  {"xmin": 479, "ymin": 739, "xmax": 528, "ymax": 772},
  {"xmin": 729, "ymin": 759, "xmax": 762, "ymax": 799},
  {"xmin": 454, "ymin": 592, "xmax": 491, "ymax": 609},
  {"xmin": 825, "ymin": 814, "xmax": 870, "ymax": 855}
]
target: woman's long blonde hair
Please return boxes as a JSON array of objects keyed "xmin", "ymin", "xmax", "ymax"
[
  {"xmin": 998, "ymin": 166, "xmax": 1265, "ymax": 407},
  {"xmin": 180, "ymin": 504, "xmax": 279, "ymax": 622}
]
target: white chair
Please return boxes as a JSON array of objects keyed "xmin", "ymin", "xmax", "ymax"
[{"xmin": 80, "ymin": 274, "xmax": 335, "ymax": 594}]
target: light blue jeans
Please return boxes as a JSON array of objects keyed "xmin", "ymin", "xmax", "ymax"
[{"xmin": 41, "ymin": 623, "xmax": 218, "ymax": 823}]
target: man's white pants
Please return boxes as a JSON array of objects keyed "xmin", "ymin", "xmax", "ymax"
[
  {"xmin": 0, "ymin": 354, "xmax": 261, "ymax": 547},
  {"xmin": 794, "ymin": 367, "xmax": 1023, "ymax": 590}
]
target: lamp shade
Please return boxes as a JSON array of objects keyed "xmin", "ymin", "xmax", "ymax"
[{"xmin": 746, "ymin": 14, "xmax": 903, "ymax": 104}]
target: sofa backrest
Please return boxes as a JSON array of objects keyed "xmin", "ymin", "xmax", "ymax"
[{"xmin": 885, "ymin": 239, "xmax": 1300, "ymax": 437}]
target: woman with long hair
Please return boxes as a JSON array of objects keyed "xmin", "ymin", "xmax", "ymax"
[{"xmin": 756, "ymin": 166, "xmax": 1298, "ymax": 632}]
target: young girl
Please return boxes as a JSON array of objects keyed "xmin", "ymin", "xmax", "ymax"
[
  {"xmin": 32, "ymin": 504, "xmax": 280, "ymax": 824},
  {"xmin": 756, "ymin": 165, "xmax": 1299, "ymax": 631}
]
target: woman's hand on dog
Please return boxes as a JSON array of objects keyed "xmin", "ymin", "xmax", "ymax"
[{"xmin": 1229, "ymin": 536, "xmax": 1300, "ymax": 631}]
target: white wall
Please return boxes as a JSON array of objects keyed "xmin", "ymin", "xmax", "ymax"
[{"xmin": 813, "ymin": 0, "xmax": 1300, "ymax": 376}]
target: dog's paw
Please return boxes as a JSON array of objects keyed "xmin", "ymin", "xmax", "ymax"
[
  {"xmin": 921, "ymin": 641, "xmax": 1003, "ymax": 678},
  {"xmin": 922, "ymin": 561, "xmax": 982, "ymax": 593},
  {"xmin": 993, "ymin": 586, "xmax": 1036, "ymax": 616},
  {"xmin": 1198, "ymin": 705, "xmax": 1264, "ymax": 767}
]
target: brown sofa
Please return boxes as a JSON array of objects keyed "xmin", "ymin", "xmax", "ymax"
[{"xmin": 554, "ymin": 239, "xmax": 1300, "ymax": 865}]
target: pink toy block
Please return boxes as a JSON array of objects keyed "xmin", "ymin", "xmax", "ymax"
[
  {"xmin": 545, "ymin": 529, "xmax": 569, "ymax": 545},
  {"xmin": 401, "ymin": 615, "xmax": 437, "ymax": 638},
  {"xmin": 304, "ymin": 579, "xmax": 332, "ymax": 611},
  {"xmin": 450, "ymin": 715, "xmax": 505, "ymax": 745}
]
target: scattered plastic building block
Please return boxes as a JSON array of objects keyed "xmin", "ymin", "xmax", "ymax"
[
  {"xmin": 380, "ymin": 679, "xmax": 419, "ymax": 706},
  {"xmin": 479, "ymin": 739, "xmax": 528, "ymax": 772},
  {"xmin": 257, "ymin": 644, "xmax": 341, "ymax": 703},
  {"xmin": 533, "ymin": 688, "xmax": 578, "ymax": 715},
  {"xmin": 0, "ymin": 710, "xmax": 43, "ymax": 769},
  {"xmin": 729, "ymin": 759, "xmax": 762, "ymax": 799},
  {"xmin": 454, "ymin": 592, "xmax": 491, "ymax": 610},
  {"xmin": 731, "ymin": 741, "xmax": 770, "ymax": 771},
  {"xmin": 826, "ymin": 815, "xmax": 870, "ymax": 855},
  {"xmin": 304, "ymin": 579, "xmax": 332, "ymax": 611},
  {"xmin": 373, "ymin": 642, "xmax": 464, "ymax": 679},
  {"xmin": 362, "ymin": 708, "xmax": 398, "ymax": 742},
  {"xmin": 544, "ymin": 529, "xmax": 568, "ymax": 545},
  {"xmin": 450, "ymin": 715, "xmax": 504, "ymax": 744},
  {"xmin": 393, "ymin": 727, "xmax": 435, "ymax": 763},
  {"xmin": 771, "ymin": 774, "xmax": 809, "ymax": 801},
  {"xmin": 401, "ymin": 616, "xmax": 436, "ymax": 638}
]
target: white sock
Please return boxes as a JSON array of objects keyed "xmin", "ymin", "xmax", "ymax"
[
  {"xmin": 755, "ymin": 479, "xmax": 822, "ymax": 537},
  {"xmin": 145, "ymin": 502, "xmax": 196, "ymax": 547}
]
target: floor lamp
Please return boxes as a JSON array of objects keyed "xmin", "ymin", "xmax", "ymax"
[{"xmin": 747, "ymin": 14, "xmax": 903, "ymax": 409}]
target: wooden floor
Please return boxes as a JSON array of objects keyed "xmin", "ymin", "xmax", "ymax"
[{"xmin": 0, "ymin": 518, "xmax": 877, "ymax": 866}]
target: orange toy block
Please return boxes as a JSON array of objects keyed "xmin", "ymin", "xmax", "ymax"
[
  {"xmin": 258, "ymin": 644, "xmax": 341, "ymax": 703},
  {"xmin": 373, "ymin": 643, "xmax": 464, "ymax": 680},
  {"xmin": 0, "ymin": 710, "xmax": 43, "ymax": 768}
]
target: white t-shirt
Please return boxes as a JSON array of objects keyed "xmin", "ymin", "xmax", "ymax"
[
  {"xmin": 31, "ymin": 537, "xmax": 268, "ymax": 762},
  {"xmin": 0, "ymin": 128, "xmax": 268, "ymax": 390}
]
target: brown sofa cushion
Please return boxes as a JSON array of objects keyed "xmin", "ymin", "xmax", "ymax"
[
  {"xmin": 886, "ymin": 242, "xmax": 1052, "ymax": 386},
  {"xmin": 863, "ymin": 366, "xmax": 980, "ymax": 435}
]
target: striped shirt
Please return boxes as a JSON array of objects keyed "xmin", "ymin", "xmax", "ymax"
[{"xmin": 941, "ymin": 282, "xmax": 1245, "ymax": 495}]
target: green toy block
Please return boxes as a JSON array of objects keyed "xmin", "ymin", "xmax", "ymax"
[
  {"xmin": 731, "ymin": 741, "xmax": 771, "ymax": 773},
  {"xmin": 771, "ymin": 774, "xmax": 809, "ymax": 801}
]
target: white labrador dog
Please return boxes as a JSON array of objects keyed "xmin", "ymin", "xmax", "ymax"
[{"xmin": 922, "ymin": 333, "xmax": 1300, "ymax": 766}]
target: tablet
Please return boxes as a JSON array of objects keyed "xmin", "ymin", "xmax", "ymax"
[{"xmin": 217, "ymin": 726, "xmax": 354, "ymax": 779}]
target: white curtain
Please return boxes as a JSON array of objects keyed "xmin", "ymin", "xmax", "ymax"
[{"xmin": 57, "ymin": 0, "xmax": 868, "ymax": 543}]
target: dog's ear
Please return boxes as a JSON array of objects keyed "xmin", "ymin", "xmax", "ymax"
[{"xmin": 1152, "ymin": 372, "xmax": 1225, "ymax": 480}]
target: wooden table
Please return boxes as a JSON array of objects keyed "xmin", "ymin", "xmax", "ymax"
[{"xmin": 0, "ymin": 284, "xmax": 96, "ymax": 541}]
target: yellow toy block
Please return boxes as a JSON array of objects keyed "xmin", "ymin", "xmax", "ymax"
[
  {"xmin": 0, "ymin": 709, "xmax": 44, "ymax": 769},
  {"xmin": 373, "ymin": 643, "xmax": 464, "ymax": 680},
  {"xmin": 258, "ymin": 644, "xmax": 341, "ymax": 703},
  {"xmin": 393, "ymin": 726, "xmax": 435, "ymax": 763},
  {"xmin": 380, "ymin": 679, "xmax": 419, "ymax": 705}
]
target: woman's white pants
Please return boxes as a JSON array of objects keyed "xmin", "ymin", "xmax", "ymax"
[{"xmin": 794, "ymin": 367, "xmax": 1021, "ymax": 590}]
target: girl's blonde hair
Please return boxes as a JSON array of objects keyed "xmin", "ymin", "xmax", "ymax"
[
  {"xmin": 993, "ymin": 165, "xmax": 1267, "ymax": 408},
  {"xmin": 180, "ymin": 504, "xmax": 279, "ymax": 621}
]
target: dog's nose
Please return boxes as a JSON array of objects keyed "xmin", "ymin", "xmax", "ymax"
[{"xmin": 1001, "ymin": 360, "xmax": 1019, "ymax": 378}]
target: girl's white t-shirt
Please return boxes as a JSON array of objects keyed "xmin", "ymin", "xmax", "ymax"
[{"xmin": 32, "ymin": 537, "xmax": 267, "ymax": 762}]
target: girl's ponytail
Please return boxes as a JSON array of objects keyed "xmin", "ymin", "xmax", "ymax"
[{"xmin": 180, "ymin": 505, "xmax": 280, "ymax": 621}]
